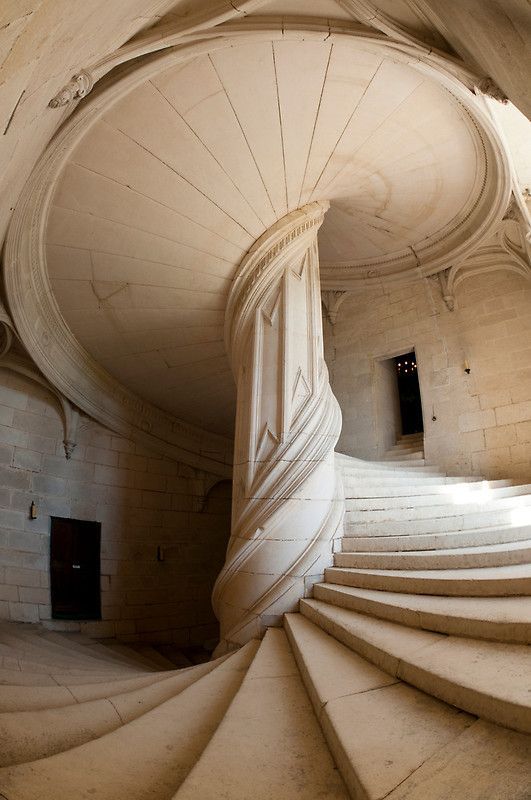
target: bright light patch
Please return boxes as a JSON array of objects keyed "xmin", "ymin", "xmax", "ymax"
[{"xmin": 511, "ymin": 507, "xmax": 531, "ymax": 527}]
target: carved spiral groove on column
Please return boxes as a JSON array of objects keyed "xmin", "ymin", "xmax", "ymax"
[{"xmin": 212, "ymin": 202, "xmax": 344, "ymax": 650}]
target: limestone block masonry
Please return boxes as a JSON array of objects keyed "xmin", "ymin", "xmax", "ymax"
[
  {"xmin": 0, "ymin": 370, "xmax": 230, "ymax": 645},
  {"xmin": 325, "ymin": 269, "xmax": 531, "ymax": 481}
]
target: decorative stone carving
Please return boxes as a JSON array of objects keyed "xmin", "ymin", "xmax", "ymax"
[
  {"xmin": 212, "ymin": 203, "xmax": 344, "ymax": 652},
  {"xmin": 437, "ymin": 268, "xmax": 455, "ymax": 311},
  {"xmin": 476, "ymin": 77, "xmax": 509, "ymax": 105},
  {"xmin": 49, "ymin": 71, "xmax": 94, "ymax": 108},
  {"xmin": 321, "ymin": 291, "xmax": 348, "ymax": 325},
  {"xmin": 434, "ymin": 215, "xmax": 531, "ymax": 310},
  {"xmin": 503, "ymin": 195, "xmax": 522, "ymax": 223}
]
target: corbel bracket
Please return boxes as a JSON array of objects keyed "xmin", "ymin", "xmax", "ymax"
[
  {"xmin": 49, "ymin": 70, "xmax": 94, "ymax": 108},
  {"xmin": 321, "ymin": 291, "xmax": 348, "ymax": 325},
  {"xmin": 437, "ymin": 268, "xmax": 455, "ymax": 311},
  {"xmin": 0, "ymin": 303, "xmax": 82, "ymax": 458}
]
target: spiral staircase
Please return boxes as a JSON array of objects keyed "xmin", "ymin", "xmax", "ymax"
[{"xmin": 0, "ymin": 435, "xmax": 530, "ymax": 800}]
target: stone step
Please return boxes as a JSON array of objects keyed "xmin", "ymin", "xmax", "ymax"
[
  {"xmin": 300, "ymin": 599, "xmax": 531, "ymax": 734},
  {"xmin": 342, "ymin": 477, "xmax": 477, "ymax": 493},
  {"xmin": 335, "ymin": 539, "xmax": 531, "ymax": 570},
  {"xmin": 283, "ymin": 613, "xmax": 508, "ymax": 800},
  {"xmin": 130, "ymin": 645, "xmax": 178, "ymax": 671},
  {"xmin": 381, "ymin": 451, "xmax": 425, "ymax": 461},
  {"xmin": 342, "ymin": 462, "xmax": 439, "ymax": 474},
  {"xmin": 0, "ymin": 670, "xmax": 178, "ymax": 713},
  {"xmin": 387, "ymin": 439, "xmax": 423, "ymax": 450},
  {"xmin": 313, "ymin": 583, "xmax": 531, "ymax": 643},
  {"xmin": 0, "ymin": 631, "xmax": 139, "ymax": 675},
  {"xmin": 343, "ymin": 479, "xmax": 508, "ymax": 498},
  {"xmin": 174, "ymin": 629, "xmax": 349, "ymax": 799},
  {"xmin": 345, "ymin": 494, "xmax": 531, "ymax": 525},
  {"xmin": 0, "ymin": 658, "xmax": 223, "ymax": 767},
  {"xmin": 344, "ymin": 481, "xmax": 525, "ymax": 510},
  {"xmin": 0, "ymin": 652, "xmax": 142, "ymax": 679},
  {"xmin": 336, "ymin": 453, "xmax": 435, "ymax": 471},
  {"xmin": 0, "ymin": 663, "xmax": 156, "ymax": 687},
  {"xmin": 41, "ymin": 630, "xmax": 148, "ymax": 669},
  {"xmin": 341, "ymin": 524, "xmax": 531, "ymax": 552},
  {"xmin": 385, "ymin": 720, "xmax": 531, "ymax": 800},
  {"xmin": 0, "ymin": 625, "xmax": 142, "ymax": 674},
  {"xmin": 98, "ymin": 642, "xmax": 161, "ymax": 671},
  {"xmin": 345, "ymin": 505, "xmax": 531, "ymax": 535},
  {"xmin": 324, "ymin": 564, "xmax": 531, "ymax": 596},
  {"xmin": 0, "ymin": 642, "xmax": 258, "ymax": 800},
  {"xmin": 384, "ymin": 449, "xmax": 424, "ymax": 459},
  {"xmin": 387, "ymin": 440, "xmax": 423, "ymax": 449}
]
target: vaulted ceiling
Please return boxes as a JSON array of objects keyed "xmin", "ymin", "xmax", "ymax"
[
  {"xmin": 45, "ymin": 35, "xmax": 492, "ymax": 435},
  {"xmin": 1, "ymin": 0, "xmax": 529, "ymax": 453}
]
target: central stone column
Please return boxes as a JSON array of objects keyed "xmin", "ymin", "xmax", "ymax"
[{"xmin": 213, "ymin": 202, "xmax": 344, "ymax": 651}]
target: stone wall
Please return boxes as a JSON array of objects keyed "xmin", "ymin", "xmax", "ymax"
[
  {"xmin": 0, "ymin": 370, "xmax": 231, "ymax": 645},
  {"xmin": 325, "ymin": 269, "xmax": 531, "ymax": 481}
]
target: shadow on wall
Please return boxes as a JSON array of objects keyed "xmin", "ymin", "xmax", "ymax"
[
  {"xmin": 200, "ymin": 479, "xmax": 232, "ymax": 649},
  {"xmin": 0, "ymin": 369, "xmax": 233, "ymax": 648}
]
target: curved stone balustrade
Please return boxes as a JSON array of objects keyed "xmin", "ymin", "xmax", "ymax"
[{"xmin": 212, "ymin": 202, "xmax": 344, "ymax": 651}]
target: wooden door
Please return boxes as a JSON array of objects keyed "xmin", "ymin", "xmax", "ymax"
[{"xmin": 50, "ymin": 517, "xmax": 101, "ymax": 619}]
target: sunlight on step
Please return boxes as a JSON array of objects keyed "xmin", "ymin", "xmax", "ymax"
[
  {"xmin": 511, "ymin": 507, "xmax": 531, "ymax": 527},
  {"xmin": 443, "ymin": 480, "xmax": 492, "ymax": 505}
]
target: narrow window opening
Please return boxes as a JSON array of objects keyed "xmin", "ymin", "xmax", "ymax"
[{"xmin": 50, "ymin": 517, "xmax": 101, "ymax": 620}]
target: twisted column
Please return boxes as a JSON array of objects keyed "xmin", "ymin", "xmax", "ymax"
[{"xmin": 213, "ymin": 202, "xmax": 344, "ymax": 651}]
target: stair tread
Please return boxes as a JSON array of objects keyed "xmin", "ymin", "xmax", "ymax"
[
  {"xmin": 0, "ymin": 643, "xmax": 257, "ymax": 800},
  {"xmin": 0, "ymin": 627, "xmax": 139, "ymax": 673},
  {"xmin": 386, "ymin": 719, "xmax": 531, "ymax": 800},
  {"xmin": 341, "ymin": 539, "xmax": 531, "ymax": 558},
  {"xmin": 0, "ymin": 670, "xmax": 178, "ymax": 713},
  {"xmin": 328, "ymin": 563, "xmax": 531, "ymax": 580},
  {"xmin": 285, "ymin": 613, "xmax": 480, "ymax": 800},
  {"xmin": 0, "ymin": 659, "xmax": 222, "ymax": 767},
  {"xmin": 314, "ymin": 583, "xmax": 531, "ymax": 626},
  {"xmin": 346, "ymin": 496, "xmax": 531, "ymax": 521},
  {"xmin": 301, "ymin": 598, "xmax": 531, "ymax": 733},
  {"xmin": 175, "ymin": 629, "xmax": 349, "ymax": 800},
  {"xmin": 345, "ymin": 483, "xmax": 530, "ymax": 509},
  {"xmin": 342, "ymin": 524, "xmax": 531, "ymax": 552},
  {"xmin": 325, "ymin": 563, "xmax": 531, "ymax": 595}
]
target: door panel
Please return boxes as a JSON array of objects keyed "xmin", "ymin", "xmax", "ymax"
[{"xmin": 50, "ymin": 517, "xmax": 101, "ymax": 620}]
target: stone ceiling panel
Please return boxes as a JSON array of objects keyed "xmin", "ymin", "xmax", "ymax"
[{"xmin": 44, "ymin": 36, "xmax": 497, "ymax": 436}]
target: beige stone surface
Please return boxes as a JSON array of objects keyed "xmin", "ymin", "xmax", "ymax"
[
  {"xmin": 324, "ymin": 685, "xmax": 472, "ymax": 800},
  {"xmin": 313, "ymin": 583, "xmax": 531, "ymax": 643},
  {"xmin": 44, "ymin": 36, "xmax": 497, "ymax": 437},
  {"xmin": 301, "ymin": 599, "xmax": 531, "ymax": 733},
  {"xmin": 325, "ymin": 564, "xmax": 531, "ymax": 596},
  {"xmin": 286, "ymin": 613, "xmax": 475, "ymax": 800},
  {"xmin": 0, "ymin": 657, "xmax": 222, "ymax": 766},
  {"xmin": 328, "ymin": 271, "xmax": 531, "ymax": 482},
  {"xmin": 0, "ymin": 372, "xmax": 230, "ymax": 644},
  {"xmin": 387, "ymin": 719, "xmax": 531, "ymax": 800},
  {"xmin": 0, "ymin": 641, "xmax": 258, "ymax": 800},
  {"xmin": 174, "ymin": 628, "xmax": 349, "ymax": 799}
]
